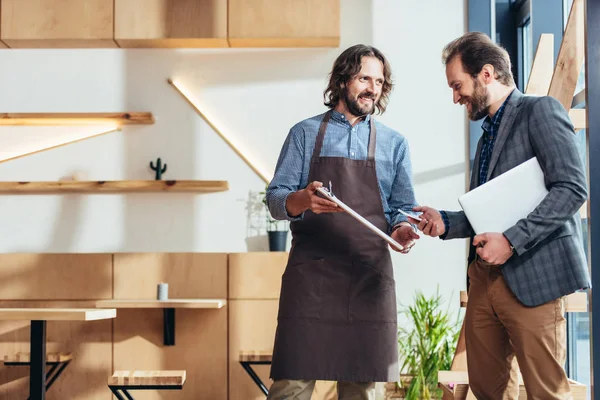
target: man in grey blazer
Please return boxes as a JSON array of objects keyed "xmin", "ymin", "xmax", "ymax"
[{"xmin": 409, "ymin": 32, "xmax": 591, "ymax": 399}]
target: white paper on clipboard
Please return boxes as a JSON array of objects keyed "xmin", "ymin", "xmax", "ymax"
[{"xmin": 315, "ymin": 186, "xmax": 405, "ymax": 251}]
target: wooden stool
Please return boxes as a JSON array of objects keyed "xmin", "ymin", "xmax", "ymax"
[
  {"xmin": 108, "ymin": 370, "xmax": 186, "ymax": 399},
  {"xmin": 4, "ymin": 352, "xmax": 72, "ymax": 400},
  {"xmin": 239, "ymin": 351, "xmax": 272, "ymax": 396}
]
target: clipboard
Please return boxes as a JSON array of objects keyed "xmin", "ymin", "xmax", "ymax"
[{"xmin": 316, "ymin": 185, "xmax": 405, "ymax": 251}]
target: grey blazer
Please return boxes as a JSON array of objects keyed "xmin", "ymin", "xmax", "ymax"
[{"xmin": 443, "ymin": 88, "xmax": 591, "ymax": 307}]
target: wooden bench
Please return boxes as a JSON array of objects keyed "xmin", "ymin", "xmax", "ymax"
[
  {"xmin": 108, "ymin": 370, "xmax": 186, "ymax": 399},
  {"xmin": 239, "ymin": 351, "xmax": 272, "ymax": 396},
  {"xmin": 4, "ymin": 352, "xmax": 73, "ymax": 399}
]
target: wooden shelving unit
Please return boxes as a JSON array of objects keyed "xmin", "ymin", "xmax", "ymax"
[
  {"xmin": 0, "ymin": 112, "xmax": 155, "ymax": 126},
  {"xmin": 0, "ymin": 180, "xmax": 229, "ymax": 194}
]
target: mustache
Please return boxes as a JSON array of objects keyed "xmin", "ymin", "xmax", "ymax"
[{"xmin": 358, "ymin": 92, "xmax": 376, "ymax": 100}]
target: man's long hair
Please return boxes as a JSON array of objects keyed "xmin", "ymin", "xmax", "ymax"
[{"xmin": 323, "ymin": 44, "xmax": 394, "ymax": 115}]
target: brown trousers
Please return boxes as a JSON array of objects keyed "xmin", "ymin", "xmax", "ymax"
[
  {"xmin": 267, "ymin": 379, "xmax": 375, "ymax": 400},
  {"xmin": 465, "ymin": 258, "xmax": 572, "ymax": 400}
]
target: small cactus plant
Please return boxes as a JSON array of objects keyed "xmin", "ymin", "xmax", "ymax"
[{"xmin": 150, "ymin": 158, "xmax": 167, "ymax": 180}]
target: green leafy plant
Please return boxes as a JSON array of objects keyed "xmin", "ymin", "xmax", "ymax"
[{"xmin": 397, "ymin": 288, "xmax": 462, "ymax": 400}]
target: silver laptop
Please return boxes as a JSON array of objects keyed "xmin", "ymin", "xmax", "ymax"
[{"xmin": 458, "ymin": 157, "xmax": 548, "ymax": 234}]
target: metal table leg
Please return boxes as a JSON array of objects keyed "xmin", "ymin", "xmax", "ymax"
[
  {"xmin": 240, "ymin": 361, "xmax": 270, "ymax": 396},
  {"xmin": 30, "ymin": 320, "xmax": 47, "ymax": 400}
]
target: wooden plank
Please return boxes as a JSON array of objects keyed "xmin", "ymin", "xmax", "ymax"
[
  {"xmin": 525, "ymin": 34, "xmax": 554, "ymax": 95},
  {"xmin": 113, "ymin": 307, "xmax": 227, "ymax": 399},
  {"xmin": 228, "ymin": 0, "xmax": 339, "ymax": 47},
  {"xmin": 0, "ymin": 254, "xmax": 112, "ymax": 300},
  {"xmin": 0, "ymin": 112, "xmax": 154, "ymax": 126},
  {"xmin": 4, "ymin": 351, "xmax": 72, "ymax": 363},
  {"xmin": 108, "ymin": 370, "xmax": 186, "ymax": 386},
  {"xmin": 548, "ymin": 0, "xmax": 585, "ymax": 110},
  {"xmin": 0, "ymin": 0, "xmax": 116, "ymax": 48},
  {"xmin": 0, "ymin": 300, "xmax": 112, "ymax": 400},
  {"xmin": 0, "ymin": 180, "xmax": 229, "ymax": 194},
  {"xmin": 228, "ymin": 252, "xmax": 288, "ymax": 299},
  {"xmin": 580, "ymin": 201, "xmax": 588, "ymax": 219},
  {"xmin": 96, "ymin": 299, "xmax": 226, "ymax": 309},
  {"xmin": 564, "ymin": 291, "xmax": 588, "ymax": 312},
  {"xmin": 450, "ymin": 319, "xmax": 467, "ymax": 371},
  {"xmin": 0, "ymin": 308, "xmax": 116, "ymax": 321},
  {"xmin": 569, "ymin": 108, "xmax": 587, "ymax": 130},
  {"xmin": 114, "ymin": 253, "xmax": 228, "ymax": 299},
  {"xmin": 114, "ymin": 0, "xmax": 228, "ymax": 48}
]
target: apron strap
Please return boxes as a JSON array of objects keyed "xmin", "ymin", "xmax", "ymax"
[
  {"xmin": 311, "ymin": 110, "xmax": 332, "ymax": 163},
  {"xmin": 311, "ymin": 110, "xmax": 377, "ymax": 162},
  {"xmin": 367, "ymin": 116, "xmax": 376, "ymax": 161}
]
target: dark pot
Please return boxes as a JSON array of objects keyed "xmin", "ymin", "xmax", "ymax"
[{"xmin": 268, "ymin": 231, "xmax": 288, "ymax": 251}]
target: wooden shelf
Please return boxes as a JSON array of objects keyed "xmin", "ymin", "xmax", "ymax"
[
  {"xmin": 0, "ymin": 180, "xmax": 229, "ymax": 194},
  {"xmin": 0, "ymin": 112, "xmax": 154, "ymax": 126},
  {"xmin": 0, "ymin": 308, "xmax": 116, "ymax": 321},
  {"xmin": 96, "ymin": 299, "xmax": 227, "ymax": 309}
]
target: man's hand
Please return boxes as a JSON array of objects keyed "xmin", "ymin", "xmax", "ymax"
[
  {"xmin": 473, "ymin": 233, "xmax": 514, "ymax": 265},
  {"xmin": 285, "ymin": 181, "xmax": 343, "ymax": 217},
  {"xmin": 408, "ymin": 206, "xmax": 446, "ymax": 237},
  {"xmin": 390, "ymin": 223, "xmax": 420, "ymax": 254}
]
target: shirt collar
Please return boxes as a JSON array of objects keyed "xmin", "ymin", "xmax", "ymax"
[
  {"xmin": 330, "ymin": 109, "xmax": 371, "ymax": 125},
  {"xmin": 481, "ymin": 89, "xmax": 514, "ymax": 134}
]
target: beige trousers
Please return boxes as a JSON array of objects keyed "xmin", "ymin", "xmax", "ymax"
[
  {"xmin": 465, "ymin": 258, "xmax": 572, "ymax": 400},
  {"xmin": 267, "ymin": 379, "xmax": 375, "ymax": 400}
]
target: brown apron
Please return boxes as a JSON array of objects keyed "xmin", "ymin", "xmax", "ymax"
[{"xmin": 270, "ymin": 110, "xmax": 399, "ymax": 382}]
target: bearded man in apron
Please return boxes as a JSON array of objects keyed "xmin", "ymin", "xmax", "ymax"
[{"xmin": 265, "ymin": 44, "xmax": 419, "ymax": 400}]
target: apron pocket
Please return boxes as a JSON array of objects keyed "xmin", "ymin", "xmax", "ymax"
[
  {"xmin": 278, "ymin": 258, "xmax": 325, "ymax": 320},
  {"xmin": 349, "ymin": 262, "xmax": 397, "ymax": 323}
]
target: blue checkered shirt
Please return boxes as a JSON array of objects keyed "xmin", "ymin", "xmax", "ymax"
[
  {"xmin": 266, "ymin": 110, "xmax": 418, "ymax": 232},
  {"xmin": 441, "ymin": 92, "xmax": 512, "ymax": 236}
]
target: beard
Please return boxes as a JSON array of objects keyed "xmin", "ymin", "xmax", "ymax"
[
  {"xmin": 343, "ymin": 86, "xmax": 376, "ymax": 117},
  {"xmin": 465, "ymin": 78, "xmax": 490, "ymax": 121}
]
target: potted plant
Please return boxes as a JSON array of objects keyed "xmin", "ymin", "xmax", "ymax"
[
  {"xmin": 260, "ymin": 186, "xmax": 289, "ymax": 252},
  {"xmin": 392, "ymin": 288, "xmax": 462, "ymax": 400}
]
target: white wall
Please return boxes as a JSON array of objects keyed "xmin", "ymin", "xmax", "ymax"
[{"xmin": 0, "ymin": 0, "xmax": 467, "ymax": 308}]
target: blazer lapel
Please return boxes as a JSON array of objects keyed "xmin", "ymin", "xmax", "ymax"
[{"xmin": 486, "ymin": 89, "xmax": 524, "ymax": 181}]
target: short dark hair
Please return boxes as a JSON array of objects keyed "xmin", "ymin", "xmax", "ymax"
[
  {"xmin": 442, "ymin": 32, "xmax": 515, "ymax": 86},
  {"xmin": 323, "ymin": 44, "xmax": 393, "ymax": 115}
]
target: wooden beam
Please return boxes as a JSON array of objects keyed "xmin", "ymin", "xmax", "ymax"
[
  {"xmin": 0, "ymin": 127, "xmax": 121, "ymax": 164},
  {"xmin": 0, "ymin": 112, "xmax": 154, "ymax": 126},
  {"xmin": 548, "ymin": 0, "xmax": 585, "ymax": 109},
  {"xmin": 569, "ymin": 108, "xmax": 587, "ymax": 130},
  {"xmin": 526, "ymin": 34, "xmax": 554, "ymax": 95},
  {"xmin": 168, "ymin": 78, "xmax": 272, "ymax": 184},
  {"xmin": 0, "ymin": 180, "xmax": 229, "ymax": 194}
]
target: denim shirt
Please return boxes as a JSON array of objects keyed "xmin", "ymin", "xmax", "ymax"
[{"xmin": 266, "ymin": 110, "xmax": 418, "ymax": 232}]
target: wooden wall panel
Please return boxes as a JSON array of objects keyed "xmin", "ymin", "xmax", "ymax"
[
  {"xmin": 0, "ymin": 301, "xmax": 112, "ymax": 400},
  {"xmin": 113, "ymin": 253, "xmax": 227, "ymax": 299},
  {"xmin": 229, "ymin": 300, "xmax": 279, "ymax": 400},
  {"xmin": 0, "ymin": 0, "xmax": 116, "ymax": 48},
  {"xmin": 113, "ymin": 307, "xmax": 227, "ymax": 399},
  {"xmin": 0, "ymin": 254, "xmax": 112, "ymax": 300},
  {"xmin": 228, "ymin": 252, "xmax": 287, "ymax": 299},
  {"xmin": 228, "ymin": 0, "xmax": 340, "ymax": 47},
  {"xmin": 114, "ymin": 0, "xmax": 228, "ymax": 48}
]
